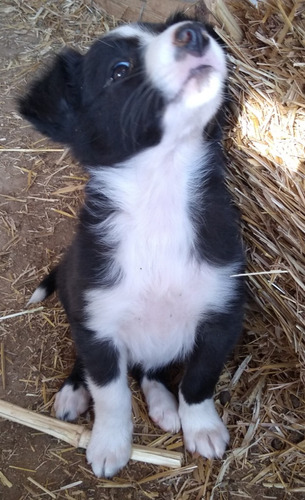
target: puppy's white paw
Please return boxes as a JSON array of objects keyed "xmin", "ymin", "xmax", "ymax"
[
  {"xmin": 183, "ymin": 421, "xmax": 229, "ymax": 459},
  {"xmin": 54, "ymin": 383, "xmax": 90, "ymax": 421},
  {"xmin": 86, "ymin": 420, "xmax": 132, "ymax": 478},
  {"xmin": 142, "ymin": 377, "xmax": 181, "ymax": 433},
  {"xmin": 179, "ymin": 394, "xmax": 229, "ymax": 459},
  {"xmin": 151, "ymin": 405, "xmax": 181, "ymax": 433}
]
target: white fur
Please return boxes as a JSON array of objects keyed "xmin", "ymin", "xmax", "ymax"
[
  {"xmin": 109, "ymin": 24, "xmax": 153, "ymax": 43},
  {"xmin": 85, "ymin": 140, "xmax": 240, "ymax": 369},
  {"xmin": 178, "ymin": 392, "xmax": 229, "ymax": 458},
  {"xmin": 86, "ymin": 360, "xmax": 133, "ymax": 477},
  {"xmin": 28, "ymin": 285, "xmax": 47, "ymax": 304},
  {"xmin": 54, "ymin": 384, "xmax": 90, "ymax": 421},
  {"xmin": 141, "ymin": 377, "xmax": 181, "ymax": 433}
]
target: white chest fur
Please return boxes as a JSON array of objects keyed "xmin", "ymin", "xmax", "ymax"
[{"xmin": 85, "ymin": 140, "xmax": 237, "ymax": 369}]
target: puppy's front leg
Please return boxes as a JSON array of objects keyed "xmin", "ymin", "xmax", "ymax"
[
  {"xmin": 79, "ymin": 335, "xmax": 132, "ymax": 478},
  {"xmin": 179, "ymin": 309, "xmax": 243, "ymax": 460},
  {"xmin": 87, "ymin": 375, "xmax": 132, "ymax": 478}
]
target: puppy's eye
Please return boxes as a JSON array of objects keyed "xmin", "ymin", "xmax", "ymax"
[{"xmin": 112, "ymin": 61, "xmax": 130, "ymax": 81}]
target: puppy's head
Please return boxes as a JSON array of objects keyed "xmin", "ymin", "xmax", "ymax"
[{"xmin": 19, "ymin": 13, "xmax": 227, "ymax": 166}]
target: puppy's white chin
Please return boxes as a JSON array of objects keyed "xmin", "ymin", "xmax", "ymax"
[{"xmin": 183, "ymin": 72, "xmax": 223, "ymax": 109}]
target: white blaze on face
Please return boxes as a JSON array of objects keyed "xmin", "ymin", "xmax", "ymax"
[{"xmin": 144, "ymin": 22, "xmax": 227, "ymax": 109}]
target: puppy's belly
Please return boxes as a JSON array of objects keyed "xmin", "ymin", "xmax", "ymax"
[
  {"xmin": 85, "ymin": 261, "xmax": 236, "ymax": 369},
  {"xmin": 86, "ymin": 285, "xmax": 199, "ymax": 368},
  {"xmin": 121, "ymin": 288, "xmax": 200, "ymax": 366}
]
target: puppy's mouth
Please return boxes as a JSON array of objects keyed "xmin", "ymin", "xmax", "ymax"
[
  {"xmin": 189, "ymin": 64, "xmax": 214, "ymax": 82},
  {"xmin": 190, "ymin": 64, "xmax": 213, "ymax": 75},
  {"xmin": 171, "ymin": 64, "xmax": 217, "ymax": 103}
]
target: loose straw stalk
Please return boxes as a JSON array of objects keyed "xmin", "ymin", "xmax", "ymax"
[{"xmin": 0, "ymin": 400, "xmax": 183, "ymax": 468}]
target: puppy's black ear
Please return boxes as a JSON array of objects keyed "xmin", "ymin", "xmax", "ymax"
[{"xmin": 18, "ymin": 48, "xmax": 83, "ymax": 144}]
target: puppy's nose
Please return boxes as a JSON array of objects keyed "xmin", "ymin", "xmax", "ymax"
[{"xmin": 174, "ymin": 23, "xmax": 209, "ymax": 57}]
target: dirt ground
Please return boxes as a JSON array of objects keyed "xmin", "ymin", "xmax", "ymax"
[{"xmin": 1, "ymin": 1, "xmax": 305, "ymax": 499}]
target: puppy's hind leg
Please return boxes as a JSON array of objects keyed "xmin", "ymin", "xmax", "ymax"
[
  {"xmin": 54, "ymin": 356, "xmax": 91, "ymax": 421},
  {"xmin": 133, "ymin": 366, "xmax": 181, "ymax": 433}
]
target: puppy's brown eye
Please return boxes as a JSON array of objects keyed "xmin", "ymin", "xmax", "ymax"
[{"xmin": 112, "ymin": 61, "xmax": 130, "ymax": 81}]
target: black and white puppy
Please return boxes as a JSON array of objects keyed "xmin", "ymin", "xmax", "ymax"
[{"xmin": 19, "ymin": 13, "xmax": 244, "ymax": 477}]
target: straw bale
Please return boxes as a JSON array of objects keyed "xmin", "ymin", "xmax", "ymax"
[{"xmin": 207, "ymin": 0, "xmax": 305, "ymax": 371}]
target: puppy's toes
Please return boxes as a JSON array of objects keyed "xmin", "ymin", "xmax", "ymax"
[
  {"xmin": 86, "ymin": 421, "xmax": 132, "ymax": 477},
  {"xmin": 54, "ymin": 383, "xmax": 90, "ymax": 421},
  {"xmin": 179, "ymin": 395, "xmax": 229, "ymax": 459},
  {"xmin": 150, "ymin": 406, "xmax": 181, "ymax": 433},
  {"xmin": 184, "ymin": 424, "xmax": 229, "ymax": 459},
  {"xmin": 142, "ymin": 378, "xmax": 181, "ymax": 433}
]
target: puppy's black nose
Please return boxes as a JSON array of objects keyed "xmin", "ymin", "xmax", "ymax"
[{"xmin": 174, "ymin": 23, "xmax": 209, "ymax": 57}]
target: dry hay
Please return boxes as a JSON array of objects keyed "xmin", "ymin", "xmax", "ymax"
[
  {"xmin": 209, "ymin": 0, "xmax": 305, "ymax": 367},
  {"xmin": 0, "ymin": 0, "xmax": 305, "ymax": 499}
]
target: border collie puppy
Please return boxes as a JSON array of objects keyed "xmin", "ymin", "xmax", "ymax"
[{"xmin": 19, "ymin": 13, "xmax": 244, "ymax": 477}]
